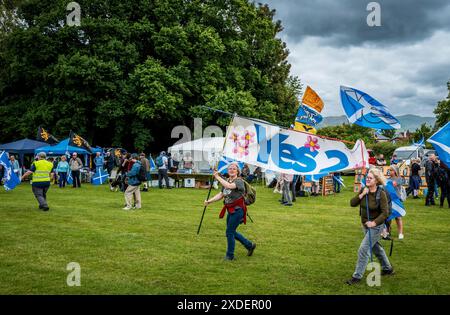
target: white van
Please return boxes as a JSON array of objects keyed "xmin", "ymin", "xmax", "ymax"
[{"xmin": 392, "ymin": 145, "xmax": 424, "ymax": 165}]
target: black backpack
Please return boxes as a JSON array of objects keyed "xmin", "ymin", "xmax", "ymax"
[
  {"xmin": 137, "ymin": 164, "xmax": 147, "ymax": 182},
  {"xmin": 375, "ymin": 185, "xmax": 392, "ymax": 218}
]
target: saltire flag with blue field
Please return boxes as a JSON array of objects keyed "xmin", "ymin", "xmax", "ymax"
[
  {"xmin": 67, "ymin": 171, "xmax": 73, "ymax": 185},
  {"xmin": 412, "ymin": 136, "xmax": 425, "ymax": 147},
  {"xmin": 427, "ymin": 121, "xmax": 450, "ymax": 166},
  {"xmin": 149, "ymin": 155, "xmax": 157, "ymax": 171},
  {"xmin": 385, "ymin": 179, "xmax": 406, "ymax": 221},
  {"xmin": 340, "ymin": 86, "xmax": 401, "ymax": 130},
  {"xmin": 92, "ymin": 168, "xmax": 109, "ymax": 185},
  {"xmin": 360, "ymin": 175, "xmax": 406, "ymax": 221},
  {"xmin": 0, "ymin": 151, "xmax": 21, "ymax": 191},
  {"xmin": 217, "ymin": 156, "xmax": 244, "ymax": 175}
]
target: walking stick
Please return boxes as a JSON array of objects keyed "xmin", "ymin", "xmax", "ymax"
[{"xmin": 197, "ymin": 179, "xmax": 214, "ymax": 235}]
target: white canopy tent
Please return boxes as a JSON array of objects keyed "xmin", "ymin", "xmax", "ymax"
[{"xmin": 168, "ymin": 137, "xmax": 225, "ymax": 172}]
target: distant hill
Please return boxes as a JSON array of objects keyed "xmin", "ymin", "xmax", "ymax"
[{"xmin": 318, "ymin": 115, "xmax": 436, "ymax": 131}]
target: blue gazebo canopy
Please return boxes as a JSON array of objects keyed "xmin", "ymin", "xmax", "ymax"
[
  {"xmin": 35, "ymin": 138, "xmax": 102, "ymax": 155},
  {"xmin": 0, "ymin": 138, "xmax": 48, "ymax": 154}
]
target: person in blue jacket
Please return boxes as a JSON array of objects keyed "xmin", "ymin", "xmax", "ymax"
[
  {"xmin": 123, "ymin": 154, "xmax": 142, "ymax": 210},
  {"xmin": 94, "ymin": 152, "xmax": 104, "ymax": 173}
]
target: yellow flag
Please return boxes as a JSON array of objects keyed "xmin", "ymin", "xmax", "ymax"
[
  {"xmin": 302, "ymin": 86, "xmax": 324, "ymax": 113},
  {"xmin": 294, "ymin": 122, "xmax": 317, "ymax": 134}
]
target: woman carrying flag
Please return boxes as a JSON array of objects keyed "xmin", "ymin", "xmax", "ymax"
[
  {"xmin": 346, "ymin": 168, "xmax": 394, "ymax": 285},
  {"xmin": 204, "ymin": 162, "xmax": 256, "ymax": 261}
]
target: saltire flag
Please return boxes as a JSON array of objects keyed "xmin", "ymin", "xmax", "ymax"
[
  {"xmin": 385, "ymin": 180, "xmax": 406, "ymax": 221},
  {"xmin": 0, "ymin": 151, "xmax": 21, "ymax": 191},
  {"xmin": 217, "ymin": 156, "xmax": 245, "ymax": 175},
  {"xmin": 36, "ymin": 126, "xmax": 59, "ymax": 144},
  {"xmin": 427, "ymin": 121, "xmax": 450, "ymax": 167},
  {"xmin": 412, "ymin": 136, "xmax": 425, "ymax": 147},
  {"xmin": 92, "ymin": 168, "xmax": 108, "ymax": 185},
  {"xmin": 67, "ymin": 171, "xmax": 73, "ymax": 185},
  {"xmin": 69, "ymin": 131, "xmax": 93, "ymax": 153},
  {"xmin": 149, "ymin": 156, "xmax": 157, "ymax": 171},
  {"xmin": 340, "ymin": 86, "xmax": 401, "ymax": 130},
  {"xmin": 333, "ymin": 174, "xmax": 346, "ymax": 188}
]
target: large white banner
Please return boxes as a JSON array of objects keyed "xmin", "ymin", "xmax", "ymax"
[{"xmin": 223, "ymin": 116, "xmax": 368, "ymax": 175}]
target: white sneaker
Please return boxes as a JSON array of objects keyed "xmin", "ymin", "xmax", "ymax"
[
  {"xmin": 122, "ymin": 206, "xmax": 132, "ymax": 210},
  {"xmin": 398, "ymin": 233, "xmax": 404, "ymax": 240}
]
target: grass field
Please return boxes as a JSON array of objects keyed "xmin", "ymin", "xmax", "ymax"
[{"xmin": 1, "ymin": 176, "xmax": 449, "ymax": 295}]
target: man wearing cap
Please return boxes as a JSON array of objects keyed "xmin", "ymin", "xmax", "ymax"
[
  {"xmin": 123, "ymin": 153, "xmax": 142, "ymax": 210},
  {"xmin": 21, "ymin": 152, "xmax": 54, "ymax": 211}
]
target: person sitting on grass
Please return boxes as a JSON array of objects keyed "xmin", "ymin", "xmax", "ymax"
[
  {"xmin": 204, "ymin": 162, "xmax": 256, "ymax": 261},
  {"xmin": 346, "ymin": 168, "xmax": 394, "ymax": 285}
]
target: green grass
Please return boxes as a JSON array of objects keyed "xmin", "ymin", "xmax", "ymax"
[{"xmin": 1, "ymin": 177, "xmax": 449, "ymax": 295}]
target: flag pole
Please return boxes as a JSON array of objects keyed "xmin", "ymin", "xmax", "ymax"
[
  {"xmin": 360, "ymin": 140, "xmax": 373, "ymax": 262},
  {"xmin": 197, "ymin": 111, "xmax": 237, "ymax": 235}
]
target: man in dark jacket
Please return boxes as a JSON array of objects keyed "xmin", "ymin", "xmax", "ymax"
[{"xmin": 425, "ymin": 154, "xmax": 438, "ymax": 206}]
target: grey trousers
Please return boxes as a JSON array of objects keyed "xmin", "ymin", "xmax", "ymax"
[
  {"xmin": 32, "ymin": 185, "xmax": 49, "ymax": 208},
  {"xmin": 282, "ymin": 180, "xmax": 292, "ymax": 204},
  {"xmin": 353, "ymin": 224, "xmax": 392, "ymax": 279}
]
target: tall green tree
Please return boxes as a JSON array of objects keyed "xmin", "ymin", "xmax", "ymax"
[
  {"xmin": 0, "ymin": 0, "xmax": 301, "ymax": 152},
  {"xmin": 434, "ymin": 81, "xmax": 450, "ymax": 128}
]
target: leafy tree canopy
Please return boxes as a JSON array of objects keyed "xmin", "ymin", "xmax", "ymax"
[{"xmin": 0, "ymin": 0, "xmax": 301, "ymax": 152}]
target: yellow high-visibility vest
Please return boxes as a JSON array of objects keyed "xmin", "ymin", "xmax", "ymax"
[{"xmin": 32, "ymin": 159, "xmax": 53, "ymax": 183}]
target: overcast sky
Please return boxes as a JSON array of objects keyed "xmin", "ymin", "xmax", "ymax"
[{"xmin": 263, "ymin": 0, "xmax": 450, "ymax": 117}]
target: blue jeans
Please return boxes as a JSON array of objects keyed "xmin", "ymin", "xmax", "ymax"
[
  {"xmin": 58, "ymin": 172, "xmax": 67, "ymax": 188},
  {"xmin": 225, "ymin": 207, "xmax": 252, "ymax": 259},
  {"xmin": 353, "ymin": 224, "xmax": 392, "ymax": 279}
]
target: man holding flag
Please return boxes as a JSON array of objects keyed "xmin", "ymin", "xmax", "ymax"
[{"xmin": 21, "ymin": 152, "xmax": 54, "ymax": 211}]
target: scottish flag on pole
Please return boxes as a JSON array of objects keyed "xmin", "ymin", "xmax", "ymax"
[
  {"xmin": 427, "ymin": 121, "xmax": 450, "ymax": 166},
  {"xmin": 92, "ymin": 168, "xmax": 108, "ymax": 185},
  {"xmin": 385, "ymin": 180, "xmax": 406, "ymax": 221},
  {"xmin": 0, "ymin": 151, "xmax": 21, "ymax": 191},
  {"xmin": 340, "ymin": 86, "xmax": 401, "ymax": 130}
]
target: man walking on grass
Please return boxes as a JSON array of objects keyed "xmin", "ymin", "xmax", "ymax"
[
  {"xmin": 123, "ymin": 154, "xmax": 142, "ymax": 210},
  {"xmin": 21, "ymin": 152, "xmax": 54, "ymax": 211}
]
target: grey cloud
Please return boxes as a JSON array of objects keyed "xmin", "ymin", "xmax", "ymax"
[{"xmin": 262, "ymin": 0, "xmax": 450, "ymax": 46}]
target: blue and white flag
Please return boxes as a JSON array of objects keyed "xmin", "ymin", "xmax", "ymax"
[
  {"xmin": 412, "ymin": 136, "xmax": 425, "ymax": 147},
  {"xmin": 217, "ymin": 156, "xmax": 244, "ymax": 175},
  {"xmin": 67, "ymin": 171, "xmax": 73, "ymax": 185},
  {"xmin": 427, "ymin": 121, "xmax": 450, "ymax": 166},
  {"xmin": 295, "ymin": 104, "xmax": 323, "ymax": 126},
  {"xmin": 149, "ymin": 156, "xmax": 157, "ymax": 171},
  {"xmin": 92, "ymin": 168, "xmax": 108, "ymax": 185},
  {"xmin": 340, "ymin": 86, "xmax": 401, "ymax": 130},
  {"xmin": 385, "ymin": 180, "xmax": 406, "ymax": 221},
  {"xmin": 223, "ymin": 116, "xmax": 369, "ymax": 175},
  {"xmin": 333, "ymin": 174, "xmax": 346, "ymax": 188},
  {"xmin": 0, "ymin": 151, "xmax": 21, "ymax": 191}
]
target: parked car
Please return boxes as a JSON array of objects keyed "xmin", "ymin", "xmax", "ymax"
[{"xmin": 392, "ymin": 145, "xmax": 425, "ymax": 165}]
